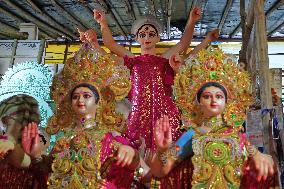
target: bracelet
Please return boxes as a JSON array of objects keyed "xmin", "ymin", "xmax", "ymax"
[
  {"xmin": 131, "ymin": 165, "xmax": 144, "ymax": 188},
  {"xmin": 32, "ymin": 156, "xmax": 43, "ymax": 164},
  {"xmin": 0, "ymin": 135, "xmax": 8, "ymax": 141},
  {"xmin": 156, "ymin": 142, "xmax": 180, "ymax": 165}
]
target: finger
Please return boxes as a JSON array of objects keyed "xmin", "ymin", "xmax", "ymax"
[
  {"xmin": 257, "ymin": 162, "xmax": 264, "ymax": 182},
  {"xmin": 27, "ymin": 123, "xmax": 32, "ymax": 139},
  {"xmin": 22, "ymin": 126, "xmax": 28, "ymax": 142},
  {"xmin": 34, "ymin": 132, "xmax": 40, "ymax": 147},
  {"xmin": 121, "ymin": 153, "xmax": 132, "ymax": 167},
  {"xmin": 77, "ymin": 27, "xmax": 82, "ymax": 34},
  {"xmin": 116, "ymin": 150, "xmax": 126, "ymax": 165}
]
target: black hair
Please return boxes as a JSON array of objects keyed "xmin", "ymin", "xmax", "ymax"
[
  {"xmin": 196, "ymin": 82, "xmax": 228, "ymax": 103},
  {"xmin": 136, "ymin": 24, "xmax": 159, "ymax": 37},
  {"xmin": 39, "ymin": 134, "xmax": 47, "ymax": 145},
  {"xmin": 70, "ymin": 83, "xmax": 100, "ymax": 104}
]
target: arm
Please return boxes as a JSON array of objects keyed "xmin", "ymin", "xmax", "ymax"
[
  {"xmin": 94, "ymin": 10, "xmax": 134, "ymax": 58},
  {"xmin": 187, "ymin": 29, "xmax": 219, "ymax": 57},
  {"xmin": 78, "ymin": 28, "xmax": 107, "ymax": 55},
  {"xmin": 162, "ymin": 7, "xmax": 201, "ymax": 59},
  {"xmin": 150, "ymin": 115, "xmax": 178, "ymax": 177}
]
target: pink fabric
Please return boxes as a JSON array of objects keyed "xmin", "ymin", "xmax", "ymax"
[
  {"xmin": 100, "ymin": 133, "xmax": 134, "ymax": 189},
  {"xmin": 124, "ymin": 54, "xmax": 181, "ymax": 150}
]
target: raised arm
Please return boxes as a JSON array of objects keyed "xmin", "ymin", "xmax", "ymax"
[
  {"xmin": 150, "ymin": 115, "xmax": 177, "ymax": 177},
  {"xmin": 94, "ymin": 10, "xmax": 134, "ymax": 58},
  {"xmin": 187, "ymin": 29, "xmax": 219, "ymax": 56},
  {"xmin": 78, "ymin": 28, "xmax": 107, "ymax": 55},
  {"xmin": 162, "ymin": 7, "xmax": 201, "ymax": 59}
]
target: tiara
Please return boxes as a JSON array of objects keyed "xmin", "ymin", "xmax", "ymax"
[
  {"xmin": 131, "ymin": 15, "xmax": 164, "ymax": 35},
  {"xmin": 46, "ymin": 43, "xmax": 131, "ymax": 134},
  {"xmin": 174, "ymin": 47, "xmax": 254, "ymax": 129}
]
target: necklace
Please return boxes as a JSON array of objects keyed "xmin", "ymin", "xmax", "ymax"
[
  {"xmin": 80, "ymin": 117, "xmax": 97, "ymax": 129},
  {"xmin": 201, "ymin": 117, "xmax": 225, "ymax": 133}
]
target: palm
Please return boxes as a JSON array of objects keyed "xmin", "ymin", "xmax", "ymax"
[
  {"xmin": 154, "ymin": 115, "xmax": 172, "ymax": 151},
  {"xmin": 169, "ymin": 54, "xmax": 183, "ymax": 72},
  {"xmin": 207, "ymin": 29, "xmax": 219, "ymax": 41},
  {"xmin": 22, "ymin": 122, "xmax": 42, "ymax": 158},
  {"xmin": 190, "ymin": 7, "xmax": 201, "ymax": 22},
  {"xmin": 93, "ymin": 10, "xmax": 105, "ymax": 24}
]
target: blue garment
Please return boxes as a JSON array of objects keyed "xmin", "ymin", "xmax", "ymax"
[{"xmin": 176, "ymin": 129, "xmax": 195, "ymax": 159}]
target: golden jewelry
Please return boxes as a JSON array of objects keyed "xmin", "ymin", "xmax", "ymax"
[{"xmin": 174, "ymin": 47, "xmax": 254, "ymax": 130}]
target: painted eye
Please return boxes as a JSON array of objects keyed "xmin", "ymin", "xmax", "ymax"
[
  {"xmin": 202, "ymin": 95, "xmax": 210, "ymax": 99},
  {"xmin": 139, "ymin": 33, "xmax": 146, "ymax": 38},
  {"xmin": 83, "ymin": 94, "xmax": 91, "ymax": 98},
  {"xmin": 72, "ymin": 95, "xmax": 79, "ymax": 100},
  {"xmin": 216, "ymin": 95, "xmax": 224, "ymax": 99},
  {"xmin": 149, "ymin": 32, "xmax": 156, "ymax": 37}
]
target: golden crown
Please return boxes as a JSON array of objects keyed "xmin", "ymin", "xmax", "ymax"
[
  {"xmin": 46, "ymin": 43, "xmax": 131, "ymax": 134},
  {"xmin": 174, "ymin": 47, "xmax": 254, "ymax": 129}
]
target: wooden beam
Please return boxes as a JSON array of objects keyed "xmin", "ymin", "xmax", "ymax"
[
  {"xmin": 50, "ymin": 0, "xmax": 88, "ymax": 31},
  {"xmin": 124, "ymin": 0, "xmax": 136, "ymax": 20},
  {"xmin": 149, "ymin": 0, "xmax": 157, "ymax": 17},
  {"xmin": 265, "ymin": 0, "xmax": 284, "ymax": 17},
  {"xmin": 26, "ymin": 0, "xmax": 43, "ymax": 14},
  {"xmin": 239, "ymin": 0, "xmax": 255, "ymax": 66},
  {"xmin": 255, "ymin": 0, "xmax": 272, "ymax": 154},
  {"xmin": 10, "ymin": 39, "xmax": 18, "ymax": 66},
  {"xmin": 218, "ymin": 0, "xmax": 233, "ymax": 30},
  {"xmin": 230, "ymin": 0, "xmax": 284, "ymax": 38},
  {"xmin": 166, "ymin": 0, "xmax": 173, "ymax": 39},
  {"xmin": 0, "ymin": 21, "xmax": 28, "ymax": 39},
  {"xmin": 268, "ymin": 20, "xmax": 284, "ymax": 36},
  {"xmin": 3, "ymin": 0, "xmax": 76, "ymax": 39},
  {"xmin": 0, "ymin": 6, "xmax": 53, "ymax": 39},
  {"xmin": 37, "ymin": 39, "xmax": 45, "ymax": 64},
  {"xmin": 97, "ymin": 0, "xmax": 128, "ymax": 38}
]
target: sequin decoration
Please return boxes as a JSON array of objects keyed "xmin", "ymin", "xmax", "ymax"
[
  {"xmin": 174, "ymin": 47, "xmax": 254, "ymax": 129},
  {"xmin": 123, "ymin": 54, "xmax": 181, "ymax": 151}
]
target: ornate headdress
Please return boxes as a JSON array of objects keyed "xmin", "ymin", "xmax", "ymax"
[
  {"xmin": 46, "ymin": 43, "xmax": 131, "ymax": 135},
  {"xmin": 174, "ymin": 47, "xmax": 253, "ymax": 130},
  {"xmin": 131, "ymin": 15, "xmax": 164, "ymax": 35},
  {"xmin": 0, "ymin": 62, "xmax": 53, "ymax": 129}
]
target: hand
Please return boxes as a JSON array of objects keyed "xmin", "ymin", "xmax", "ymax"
[
  {"xmin": 0, "ymin": 136, "xmax": 14, "ymax": 156},
  {"xmin": 154, "ymin": 115, "xmax": 172, "ymax": 152},
  {"xmin": 169, "ymin": 54, "xmax": 184, "ymax": 73},
  {"xmin": 249, "ymin": 152, "xmax": 275, "ymax": 181},
  {"xmin": 78, "ymin": 28, "xmax": 98, "ymax": 44},
  {"xmin": 206, "ymin": 29, "xmax": 219, "ymax": 42},
  {"xmin": 93, "ymin": 9, "xmax": 107, "ymax": 26},
  {"xmin": 116, "ymin": 145, "xmax": 138, "ymax": 167},
  {"xmin": 22, "ymin": 122, "xmax": 42, "ymax": 158},
  {"xmin": 189, "ymin": 7, "xmax": 201, "ymax": 23}
]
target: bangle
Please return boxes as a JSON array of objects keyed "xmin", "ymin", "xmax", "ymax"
[
  {"xmin": 0, "ymin": 135, "xmax": 8, "ymax": 141},
  {"xmin": 32, "ymin": 156, "xmax": 43, "ymax": 164},
  {"xmin": 131, "ymin": 165, "xmax": 144, "ymax": 188},
  {"xmin": 156, "ymin": 142, "xmax": 180, "ymax": 165}
]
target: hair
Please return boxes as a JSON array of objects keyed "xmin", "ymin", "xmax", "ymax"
[
  {"xmin": 71, "ymin": 83, "xmax": 100, "ymax": 104},
  {"xmin": 136, "ymin": 24, "xmax": 159, "ymax": 37},
  {"xmin": 0, "ymin": 94, "xmax": 40, "ymax": 127},
  {"xmin": 196, "ymin": 82, "xmax": 228, "ymax": 103}
]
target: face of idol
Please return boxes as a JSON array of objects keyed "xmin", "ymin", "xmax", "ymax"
[
  {"xmin": 135, "ymin": 24, "xmax": 160, "ymax": 50},
  {"xmin": 71, "ymin": 87, "xmax": 98, "ymax": 118},
  {"xmin": 199, "ymin": 86, "xmax": 226, "ymax": 118}
]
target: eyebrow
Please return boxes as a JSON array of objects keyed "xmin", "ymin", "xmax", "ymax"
[{"xmin": 72, "ymin": 92, "xmax": 92, "ymax": 95}]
